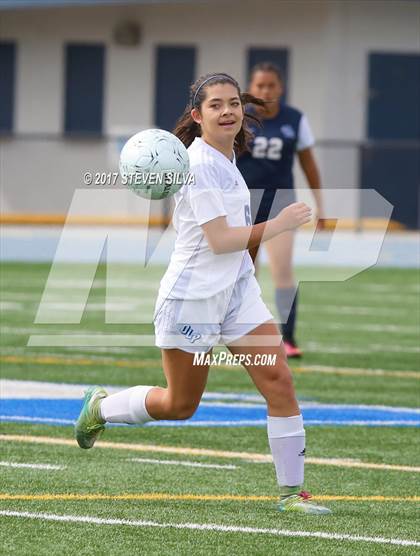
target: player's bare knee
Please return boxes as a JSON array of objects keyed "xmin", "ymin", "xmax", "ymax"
[
  {"xmin": 260, "ymin": 368, "xmax": 295, "ymax": 404},
  {"xmin": 165, "ymin": 399, "xmax": 198, "ymax": 420}
]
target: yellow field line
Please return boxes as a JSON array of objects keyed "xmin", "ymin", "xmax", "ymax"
[
  {"xmin": 0, "ymin": 434, "xmax": 270, "ymax": 461},
  {"xmin": 293, "ymin": 366, "xmax": 420, "ymax": 380},
  {"xmin": 0, "ymin": 493, "xmax": 418, "ymax": 503},
  {"xmin": 0, "ymin": 213, "xmax": 169, "ymax": 227},
  {"xmin": 1, "ymin": 355, "xmax": 418, "ymax": 379},
  {"xmin": 1, "ymin": 435, "xmax": 419, "ymax": 473},
  {"xmin": 0, "ymin": 355, "xmax": 153, "ymax": 369},
  {"xmin": 0, "ymin": 213, "xmax": 406, "ymax": 230}
]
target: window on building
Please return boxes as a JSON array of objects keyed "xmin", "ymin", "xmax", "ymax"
[
  {"xmin": 154, "ymin": 46, "xmax": 196, "ymax": 131},
  {"xmin": 0, "ymin": 41, "xmax": 16, "ymax": 133},
  {"xmin": 64, "ymin": 43, "xmax": 105, "ymax": 135}
]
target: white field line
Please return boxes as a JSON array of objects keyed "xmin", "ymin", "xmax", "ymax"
[
  {"xmin": 0, "ymin": 301, "xmax": 154, "ymax": 312},
  {"xmin": 2, "ymin": 289, "xmax": 417, "ymax": 305},
  {"xmin": 0, "ymin": 510, "xmax": 419, "ymax": 547},
  {"xmin": 2, "ymin": 277, "xmax": 419, "ymax": 293},
  {"xmin": 0, "ymin": 328, "xmax": 133, "ymax": 340},
  {"xmin": 2, "ymin": 380, "xmax": 418, "ymax": 415},
  {"xmin": 1, "ymin": 356, "xmax": 418, "ymax": 380},
  {"xmin": 0, "ymin": 379, "xmax": 260, "ymax": 400},
  {"xmin": 250, "ymin": 457, "xmax": 420, "ymax": 473},
  {"xmin": 38, "ymin": 302, "xmax": 154, "ymax": 311},
  {"xmin": 148, "ymin": 419, "xmax": 420, "ymax": 427},
  {"xmin": 2, "ymin": 322, "xmax": 419, "ymax": 336},
  {"xmin": 299, "ymin": 402, "xmax": 420, "ymax": 414},
  {"xmin": 299, "ymin": 305, "xmax": 408, "ymax": 317},
  {"xmin": 292, "ymin": 458, "xmax": 420, "ymax": 473},
  {"xmin": 0, "ymin": 348, "xmax": 131, "ymax": 361},
  {"xmin": 54, "ymin": 347, "xmax": 139, "ymax": 354},
  {"xmin": 0, "ymin": 344, "xmax": 141, "ymax": 357},
  {"xmin": 0, "ymin": 302, "xmax": 22, "ymax": 310},
  {"xmin": 1, "ymin": 416, "xmax": 418, "ymax": 427},
  {"xmin": 360, "ymin": 284, "xmax": 420, "ymax": 294},
  {"xmin": 304, "ymin": 342, "xmax": 420, "ymax": 354},
  {"xmin": 1, "ymin": 300, "xmax": 413, "ymax": 317},
  {"xmin": 0, "ymin": 294, "xmax": 156, "ymax": 303},
  {"xmin": 295, "ymin": 365, "xmax": 419, "ymax": 379},
  {"xmin": 301, "ymin": 420, "xmax": 420, "ymax": 427},
  {"xmin": 0, "ymin": 379, "xmax": 123, "ymax": 399},
  {"xmin": 299, "ymin": 292, "xmax": 419, "ymax": 304},
  {"xmin": 25, "ymin": 335, "xmax": 156, "ymax": 347},
  {"xmin": 9, "ymin": 275, "xmax": 420, "ymax": 292},
  {"xmin": 197, "ymin": 401, "xmax": 420, "ymax": 413},
  {"xmin": 0, "ymin": 461, "xmax": 65, "ymax": 471},
  {"xmin": 0, "ymin": 416, "xmax": 75, "ymax": 425},
  {"xmin": 2, "ymin": 301, "xmax": 412, "ymax": 317},
  {"xmin": 129, "ymin": 458, "xmax": 237, "ymax": 470},
  {"xmin": 298, "ymin": 322, "xmax": 419, "ymax": 334},
  {"xmin": 1, "ymin": 435, "xmax": 419, "ymax": 473},
  {"xmin": 2, "ymin": 382, "xmax": 420, "ymax": 407},
  {"xmin": 0, "ymin": 279, "xmax": 161, "ymax": 290},
  {"xmin": 300, "ymin": 287, "xmax": 418, "ymax": 307},
  {"xmin": 23, "ymin": 335, "xmax": 420, "ymax": 351}
]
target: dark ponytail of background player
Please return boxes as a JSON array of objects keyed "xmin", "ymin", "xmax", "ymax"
[{"xmin": 173, "ymin": 73, "xmax": 265, "ymax": 156}]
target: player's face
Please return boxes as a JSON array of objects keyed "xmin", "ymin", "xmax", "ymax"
[
  {"xmin": 249, "ymin": 71, "xmax": 283, "ymax": 114},
  {"xmin": 192, "ymin": 83, "xmax": 243, "ymax": 143}
]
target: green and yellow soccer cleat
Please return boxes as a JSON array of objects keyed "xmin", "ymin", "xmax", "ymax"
[
  {"xmin": 75, "ymin": 386, "xmax": 108, "ymax": 449},
  {"xmin": 278, "ymin": 491, "xmax": 332, "ymax": 515}
]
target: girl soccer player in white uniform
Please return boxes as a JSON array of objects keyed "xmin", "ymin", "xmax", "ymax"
[{"xmin": 75, "ymin": 73, "xmax": 331, "ymax": 515}]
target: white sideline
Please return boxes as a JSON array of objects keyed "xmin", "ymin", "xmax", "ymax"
[
  {"xmin": 2, "ymin": 416, "xmax": 419, "ymax": 427},
  {"xmin": 1, "ymin": 434, "xmax": 420, "ymax": 472},
  {"xmin": 0, "ymin": 510, "xmax": 419, "ymax": 547},
  {"xmin": 129, "ymin": 458, "xmax": 237, "ymax": 470},
  {"xmin": 0, "ymin": 461, "xmax": 64, "ymax": 470}
]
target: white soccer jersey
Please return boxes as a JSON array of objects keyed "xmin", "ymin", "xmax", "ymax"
[
  {"xmin": 296, "ymin": 114, "xmax": 315, "ymax": 151},
  {"xmin": 158, "ymin": 137, "xmax": 254, "ymax": 300}
]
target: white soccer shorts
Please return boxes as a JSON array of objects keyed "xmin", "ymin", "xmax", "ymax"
[{"xmin": 154, "ymin": 272, "xmax": 273, "ymax": 353}]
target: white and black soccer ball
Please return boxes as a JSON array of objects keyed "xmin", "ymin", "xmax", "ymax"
[{"xmin": 119, "ymin": 128, "xmax": 190, "ymax": 200}]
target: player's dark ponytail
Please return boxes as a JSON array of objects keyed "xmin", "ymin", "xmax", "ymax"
[{"xmin": 173, "ymin": 73, "xmax": 265, "ymax": 156}]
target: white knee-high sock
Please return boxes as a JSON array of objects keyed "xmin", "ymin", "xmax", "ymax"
[
  {"xmin": 267, "ymin": 414, "xmax": 305, "ymax": 492},
  {"xmin": 100, "ymin": 385, "xmax": 156, "ymax": 424}
]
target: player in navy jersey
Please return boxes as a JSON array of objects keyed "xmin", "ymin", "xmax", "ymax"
[{"xmin": 237, "ymin": 62, "xmax": 325, "ymax": 358}]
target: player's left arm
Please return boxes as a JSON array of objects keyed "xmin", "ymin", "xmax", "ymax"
[{"xmin": 297, "ymin": 115, "xmax": 325, "ymax": 229}]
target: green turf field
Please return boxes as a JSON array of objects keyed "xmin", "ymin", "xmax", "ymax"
[{"xmin": 1, "ymin": 262, "xmax": 419, "ymax": 554}]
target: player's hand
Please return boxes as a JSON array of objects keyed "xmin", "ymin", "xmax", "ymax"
[{"xmin": 275, "ymin": 202, "xmax": 312, "ymax": 231}]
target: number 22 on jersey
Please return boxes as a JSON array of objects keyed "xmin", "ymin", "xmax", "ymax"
[{"xmin": 252, "ymin": 137, "xmax": 283, "ymax": 160}]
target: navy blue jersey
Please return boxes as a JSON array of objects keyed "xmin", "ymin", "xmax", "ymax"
[{"xmin": 237, "ymin": 104, "xmax": 303, "ymax": 190}]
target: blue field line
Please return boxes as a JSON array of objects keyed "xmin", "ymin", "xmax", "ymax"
[{"xmin": 0, "ymin": 399, "xmax": 419, "ymax": 427}]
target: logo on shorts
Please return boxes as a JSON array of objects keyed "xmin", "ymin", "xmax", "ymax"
[{"xmin": 179, "ymin": 324, "xmax": 202, "ymax": 343}]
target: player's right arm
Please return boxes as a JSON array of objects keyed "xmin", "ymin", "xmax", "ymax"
[{"xmin": 201, "ymin": 202, "xmax": 311, "ymax": 255}]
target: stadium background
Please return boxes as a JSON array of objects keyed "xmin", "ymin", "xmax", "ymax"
[
  {"xmin": 1, "ymin": 0, "xmax": 419, "ymax": 230},
  {"xmin": 0, "ymin": 1, "xmax": 419, "ymax": 554}
]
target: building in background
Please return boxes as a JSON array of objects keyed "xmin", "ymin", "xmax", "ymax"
[{"xmin": 0, "ymin": 0, "xmax": 419, "ymax": 228}]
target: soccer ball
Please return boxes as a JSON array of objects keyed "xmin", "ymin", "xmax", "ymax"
[{"xmin": 119, "ymin": 128, "xmax": 190, "ymax": 200}]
